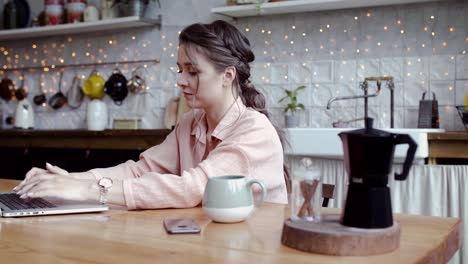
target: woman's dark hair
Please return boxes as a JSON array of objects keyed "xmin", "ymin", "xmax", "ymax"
[{"xmin": 179, "ymin": 20, "xmax": 291, "ymax": 192}]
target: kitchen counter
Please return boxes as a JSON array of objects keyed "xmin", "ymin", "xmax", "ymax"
[
  {"xmin": 0, "ymin": 129, "xmax": 172, "ymax": 150},
  {"xmin": 428, "ymin": 132, "xmax": 468, "ymax": 164}
]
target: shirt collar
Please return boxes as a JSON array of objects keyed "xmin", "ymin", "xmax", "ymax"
[{"xmin": 190, "ymin": 97, "xmax": 246, "ymax": 143}]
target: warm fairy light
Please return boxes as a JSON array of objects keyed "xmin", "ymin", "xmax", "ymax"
[
  {"xmin": 384, "ymin": 26, "xmax": 388, "ymax": 30},
  {"xmin": 343, "ymin": 29, "xmax": 347, "ymax": 33},
  {"xmin": 71, "ymin": 52, "xmax": 76, "ymax": 57},
  {"xmin": 163, "ymin": 47, "xmax": 167, "ymax": 51},
  {"xmin": 43, "ymin": 67, "xmax": 50, "ymax": 72},
  {"xmin": 290, "ymin": 41, "xmax": 294, "ymax": 45},
  {"xmin": 108, "ymin": 40, "xmax": 113, "ymax": 44},
  {"xmin": 85, "ymin": 52, "xmax": 90, "ymax": 56},
  {"xmin": 407, "ymin": 61, "xmax": 412, "ymax": 65},
  {"xmin": 400, "ymin": 30, "xmax": 405, "ymax": 34},
  {"xmin": 366, "ymin": 12, "xmax": 371, "ymax": 17},
  {"xmin": 305, "ymin": 48, "xmax": 309, "ymax": 52},
  {"xmin": 356, "ymin": 49, "xmax": 360, "ymax": 53},
  {"xmin": 245, "ymin": 28, "xmax": 250, "ymax": 32},
  {"xmin": 302, "ymin": 32, "xmax": 306, "ymax": 36},
  {"xmin": 397, "ymin": 20, "xmax": 401, "ymax": 25},
  {"xmin": 326, "ymin": 24, "xmax": 330, "ymax": 28},
  {"xmin": 67, "ymin": 37, "xmax": 73, "ymax": 42},
  {"xmin": 424, "ymin": 27, "xmax": 428, "ymax": 31},
  {"xmin": 431, "ymin": 32, "xmax": 435, "ymax": 36},
  {"xmin": 377, "ymin": 42, "xmax": 381, "ymax": 46},
  {"xmin": 463, "ymin": 51, "xmax": 466, "ymax": 54},
  {"xmin": 51, "ymin": 65, "xmax": 56, "ymax": 69},
  {"xmin": 143, "ymin": 44, "xmax": 147, "ymax": 47},
  {"xmin": 261, "ymin": 29, "xmax": 265, "ymax": 33},
  {"xmin": 132, "ymin": 36, "xmax": 136, "ymax": 40},
  {"xmin": 449, "ymin": 27, "xmax": 454, "ymax": 32},
  {"xmin": 465, "ymin": 37, "xmax": 468, "ymax": 42},
  {"xmin": 291, "ymin": 25, "xmax": 296, "ymax": 29},
  {"xmin": 422, "ymin": 43, "xmax": 425, "ymax": 47},
  {"xmin": 354, "ymin": 16, "xmax": 358, "ymax": 20},
  {"xmin": 320, "ymin": 45, "xmax": 324, "ymax": 49},
  {"xmin": 442, "ymin": 42, "xmax": 447, "ymax": 47},
  {"xmin": 3, "ymin": 51, "xmax": 8, "ymax": 55},
  {"xmin": 267, "ymin": 30, "xmax": 271, "ymax": 34},
  {"xmin": 319, "ymin": 28, "xmax": 323, "ymax": 32},
  {"xmin": 284, "ymin": 35, "xmax": 288, "ymax": 40},
  {"xmin": 430, "ymin": 15, "xmax": 435, "ymax": 19},
  {"xmin": 32, "ymin": 44, "xmax": 37, "ymax": 49}
]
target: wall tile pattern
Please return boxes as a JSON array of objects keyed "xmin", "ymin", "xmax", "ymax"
[{"xmin": 0, "ymin": 1, "xmax": 467, "ymax": 131}]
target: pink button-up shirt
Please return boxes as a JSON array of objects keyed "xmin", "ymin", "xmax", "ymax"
[{"xmin": 90, "ymin": 99, "xmax": 288, "ymax": 209}]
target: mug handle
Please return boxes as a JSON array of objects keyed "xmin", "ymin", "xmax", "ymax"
[{"xmin": 247, "ymin": 179, "xmax": 267, "ymax": 208}]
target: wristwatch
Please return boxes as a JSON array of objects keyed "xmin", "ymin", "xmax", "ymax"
[{"xmin": 98, "ymin": 177, "xmax": 113, "ymax": 204}]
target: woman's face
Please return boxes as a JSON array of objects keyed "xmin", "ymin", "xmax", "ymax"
[{"xmin": 176, "ymin": 45, "xmax": 227, "ymax": 110}]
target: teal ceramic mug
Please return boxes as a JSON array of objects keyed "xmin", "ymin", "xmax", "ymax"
[{"xmin": 203, "ymin": 175, "xmax": 267, "ymax": 223}]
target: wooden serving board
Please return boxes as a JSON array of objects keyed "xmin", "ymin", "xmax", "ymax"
[{"xmin": 281, "ymin": 214, "xmax": 400, "ymax": 256}]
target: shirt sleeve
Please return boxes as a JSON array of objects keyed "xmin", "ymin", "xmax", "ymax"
[
  {"xmin": 89, "ymin": 127, "xmax": 181, "ymax": 181},
  {"xmin": 122, "ymin": 141, "xmax": 251, "ymax": 210}
]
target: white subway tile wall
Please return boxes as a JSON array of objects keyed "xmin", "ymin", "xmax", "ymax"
[{"xmin": 0, "ymin": 1, "xmax": 466, "ymax": 131}]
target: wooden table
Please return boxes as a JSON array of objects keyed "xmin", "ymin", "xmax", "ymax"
[{"xmin": 0, "ymin": 179, "xmax": 462, "ymax": 263}]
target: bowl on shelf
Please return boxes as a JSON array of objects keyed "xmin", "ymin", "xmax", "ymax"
[{"xmin": 455, "ymin": 106, "xmax": 468, "ymax": 131}]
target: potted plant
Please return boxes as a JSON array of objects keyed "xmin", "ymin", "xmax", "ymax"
[{"xmin": 279, "ymin": 85, "xmax": 306, "ymax": 128}]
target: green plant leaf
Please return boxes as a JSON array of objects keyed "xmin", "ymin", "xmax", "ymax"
[{"xmin": 297, "ymin": 103, "xmax": 305, "ymax": 110}]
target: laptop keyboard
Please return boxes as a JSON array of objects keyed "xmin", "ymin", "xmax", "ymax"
[{"xmin": 0, "ymin": 193, "xmax": 57, "ymax": 210}]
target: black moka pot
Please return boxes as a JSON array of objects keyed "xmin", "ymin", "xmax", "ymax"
[{"xmin": 339, "ymin": 118, "xmax": 417, "ymax": 229}]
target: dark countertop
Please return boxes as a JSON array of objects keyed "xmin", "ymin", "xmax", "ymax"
[
  {"xmin": 427, "ymin": 132, "xmax": 468, "ymax": 162},
  {"xmin": 0, "ymin": 129, "xmax": 172, "ymax": 150}
]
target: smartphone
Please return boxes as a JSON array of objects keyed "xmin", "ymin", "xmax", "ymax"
[{"xmin": 163, "ymin": 218, "xmax": 201, "ymax": 234}]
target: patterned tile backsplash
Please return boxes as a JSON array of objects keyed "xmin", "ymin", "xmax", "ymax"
[{"xmin": 0, "ymin": 0, "xmax": 467, "ymax": 131}]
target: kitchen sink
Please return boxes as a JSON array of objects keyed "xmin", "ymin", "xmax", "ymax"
[{"xmin": 285, "ymin": 128, "xmax": 445, "ymax": 163}]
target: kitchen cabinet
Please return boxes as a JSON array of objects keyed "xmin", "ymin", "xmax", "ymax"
[
  {"xmin": 211, "ymin": 0, "xmax": 441, "ymax": 17},
  {"xmin": 0, "ymin": 129, "xmax": 171, "ymax": 180},
  {"xmin": 0, "ymin": 16, "xmax": 160, "ymax": 41}
]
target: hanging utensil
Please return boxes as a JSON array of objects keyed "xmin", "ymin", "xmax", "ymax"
[
  {"xmin": 104, "ymin": 67, "xmax": 128, "ymax": 105},
  {"xmin": 14, "ymin": 72, "xmax": 27, "ymax": 100},
  {"xmin": 67, "ymin": 72, "xmax": 84, "ymax": 109},
  {"xmin": 48, "ymin": 71, "xmax": 68, "ymax": 110},
  {"xmin": 0, "ymin": 74, "xmax": 15, "ymax": 101},
  {"xmin": 127, "ymin": 65, "xmax": 147, "ymax": 94},
  {"xmin": 33, "ymin": 73, "xmax": 47, "ymax": 105}
]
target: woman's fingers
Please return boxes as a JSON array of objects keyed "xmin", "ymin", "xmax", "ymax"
[
  {"xmin": 16, "ymin": 174, "xmax": 55, "ymax": 196},
  {"xmin": 13, "ymin": 167, "xmax": 48, "ymax": 191},
  {"xmin": 46, "ymin": 163, "xmax": 69, "ymax": 176},
  {"xmin": 21, "ymin": 183, "xmax": 55, "ymax": 199}
]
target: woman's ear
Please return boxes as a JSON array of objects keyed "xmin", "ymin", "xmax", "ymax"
[{"xmin": 223, "ymin": 66, "xmax": 237, "ymax": 88}]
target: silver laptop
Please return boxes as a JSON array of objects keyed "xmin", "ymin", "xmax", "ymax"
[{"xmin": 0, "ymin": 192, "xmax": 108, "ymax": 217}]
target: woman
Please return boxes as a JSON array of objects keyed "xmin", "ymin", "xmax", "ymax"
[{"xmin": 14, "ymin": 20, "xmax": 288, "ymax": 209}]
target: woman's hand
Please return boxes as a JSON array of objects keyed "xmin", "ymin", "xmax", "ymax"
[
  {"xmin": 15, "ymin": 174, "xmax": 97, "ymax": 201},
  {"xmin": 13, "ymin": 163, "xmax": 99, "ymax": 202},
  {"xmin": 13, "ymin": 163, "xmax": 70, "ymax": 192}
]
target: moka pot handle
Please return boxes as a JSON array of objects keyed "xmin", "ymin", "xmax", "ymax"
[{"xmin": 393, "ymin": 134, "xmax": 418, "ymax": 181}]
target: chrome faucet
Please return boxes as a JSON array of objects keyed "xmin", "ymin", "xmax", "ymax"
[{"xmin": 326, "ymin": 76, "xmax": 395, "ymax": 128}]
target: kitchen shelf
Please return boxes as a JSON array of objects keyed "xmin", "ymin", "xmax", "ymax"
[
  {"xmin": 0, "ymin": 16, "xmax": 160, "ymax": 42},
  {"xmin": 211, "ymin": 0, "xmax": 440, "ymax": 17}
]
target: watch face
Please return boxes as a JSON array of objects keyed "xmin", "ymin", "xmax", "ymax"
[{"xmin": 99, "ymin": 177, "xmax": 113, "ymax": 188}]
